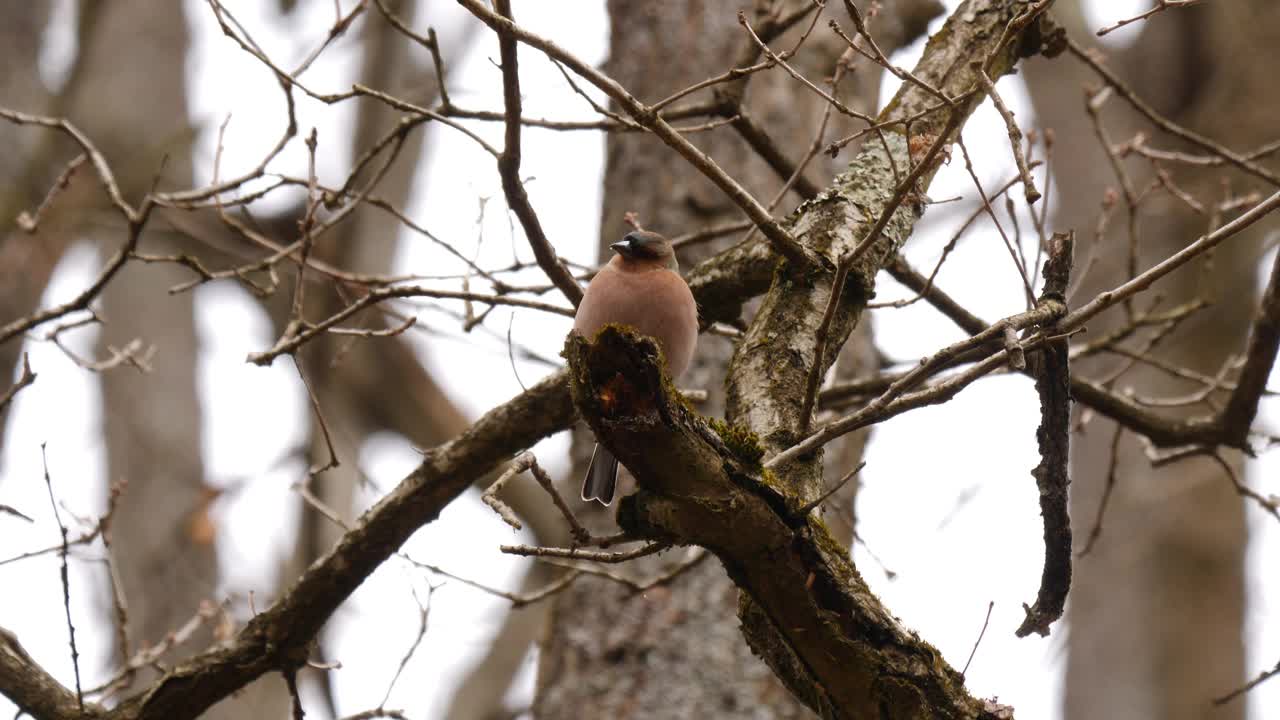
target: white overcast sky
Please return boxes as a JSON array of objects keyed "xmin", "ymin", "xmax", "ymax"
[{"xmin": 2, "ymin": 1, "xmax": 1276, "ymax": 719}]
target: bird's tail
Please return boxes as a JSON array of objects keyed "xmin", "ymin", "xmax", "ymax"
[{"xmin": 581, "ymin": 443, "xmax": 619, "ymax": 505}]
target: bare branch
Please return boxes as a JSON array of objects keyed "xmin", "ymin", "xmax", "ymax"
[
  {"xmin": 1219, "ymin": 243, "xmax": 1280, "ymax": 445},
  {"xmin": 92, "ymin": 371, "xmax": 574, "ymax": 720},
  {"xmin": 1062, "ymin": 188, "xmax": 1280, "ymax": 333},
  {"xmin": 0, "ymin": 352, "xmax": 37, "ymax": 416},
  {"xmin": 491, "ymin": 0, "xmax": 584, "ymax": 308},
  {"xmin": 40, "ymin": 444, "xmax": 84, "ymax": 711},
  {"xmin": 974, "ymin": 65, "xmax": 1040, "ymax": 204},
  {"xmin": 456, "ymin": 0, "xmax": 813, "ymax": 268},
  {"xmin": 1096, "ymin": 0, "xmax": 1207, "ymax": 37},
  {"xmin": 0, "ymin": 627, "xmax": 104, "ymax": 720},
  {"xmin": 1065, "ymin": 37, "xmax": 1280, "ymax": 187},
  {"xmin": 1015, "ymin": 233, "xmax": 1073, "ymax": 639}
]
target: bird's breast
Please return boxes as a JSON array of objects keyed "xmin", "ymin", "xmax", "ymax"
[{"xmin": 574, "ymin": 266, "xmax": 699, "ymax": 378}]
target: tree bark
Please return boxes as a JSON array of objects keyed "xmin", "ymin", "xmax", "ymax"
[
  {"xmin": 535, "ymin": 1, "xmax": 1025, "ymax": 717},
  {"xmin": 535, "ymin": 2, "xmax": 881, "ymax": 717}
]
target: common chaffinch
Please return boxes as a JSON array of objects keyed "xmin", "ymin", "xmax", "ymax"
[{"xmin": 573, "ymin": 230, "xmax": 699, "ymax": 505}]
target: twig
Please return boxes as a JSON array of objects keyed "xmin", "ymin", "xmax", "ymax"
[
  {"xmin": 1062, "ymin": 188, "xmax": 1280, "ymax": 333},
  {"xmin": 798, "ymin": 258, "xmax": 855, "ymax": 435},
  {"xmin": 1096, "ymin": 0, "xmax": 1206, "ymax": 37},
  {"xmin": 737, "ymin": 10, "xmax": 874, "ymax": 124},
  {"xmin": 1065, "ymin": 37, "xmax": 1280, "ymax": 186},
  {"xmin": 45, "ymin": 313, "xmax": 154, "ymax": 373},
  {"xmin": 974, "ymin": 65, "xmax": 1039, "ymax": 204},
  {"xmin": 0, "ymin": 504, "xmax": 34, "ymax": 523},
  {"xmin": 1206, "ymin": 451, "xmax": 1279, "ymax": 522},
  {"xmin": 1213, "ymin": 656, "xmax": 1280, "ymax": 705},
  {"xmin": 649, "ymin": 2, "xmax": 821, "ymax": 111},
  {"xmin": 482, "ymin": 452, "xmax": 590, "ymax": 545},
  {"xmin": 378, "ymin": 583, "xmax": 436, "ymax": 709},
  {"xmin": 0, "ymin": 353, "xmax": 37, "ymax": 416},
  {"xmin": 1077, "ymin": 424, "xmax": 1124, "ymax": 558},
  {"xmin": 540, "ymin": 547, "xmax": 710, "ymax": 594},
  {"xmin": 246, "ymin": 286, "xmax": 574, "ymax": 366},
  {"xmin": 961, "ymin": 601, "xmax": 995, "ymax": 678},
  {"xmin": 500, "ymin": 541, "xmax": 668, "ymax": 564},
  {"xmin": 835, "ymin": 3, "xmax": 953, "ymax": 107},
  {"xmin": 0, "ymin": 216, "xmax": 147, "ymax": 344},
  {"xmin": 41, "ymin": 443, "xmax": 83, "ymax": 711},
  {"xmin": 405, "ymin": 555, "xmax": 583, "ymax": 608},
  {"xmin": 457, "ymin": 0, "xmax": 811, "ymax": 268},
  {"xmin": 769, "ymin": 301, "xmax": 1068, "ymax": 469},
  {"xmin": 296, "ymin": 358, "xmax": 339, "ymax": 475},
  {"xmin": 1084, "ymin": 85, "xmax": 1143, "ymax": 320},
  {"xmin": 793, "ymin": 462, "xmax": 866, "ymax": 519},
  {"xmin": 955, "ymin": 135, "xmax": 1036, "ymax": 307},
  {"xmin": 86, "ymin": 600, "xmax": 222, "ymax": 697},
  {"xmin": 15, "ymin": 154, "xmax": 86, "ymax": 233}
]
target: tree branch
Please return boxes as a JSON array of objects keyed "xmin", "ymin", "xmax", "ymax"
[
  {"xmin": 491, "ymin": 0, "xmax": 584, "ymax": 308},
  {"xmin": 1219, "ymin": 241, "xmax": 1280, "ymax": 445},
  {"xmin": 1015, "ymin": 232, "xmax": 1073, "ymax": 638},
  {"xmin": 0, "ymin": 372, "xmax": 576, "ymax": 720},
  {"xmin": 0, "ymin": 628, "xmax": 104, "ymax": 720},
  {"xmin": 456, "ymin": 0, "xmax": 813, "ymax": 268},
  {"xmin": 565, "ymin": 328, "xmax": 1008, "ymax": 720},
  {"xmin": 730, "ymin": 0, "xmax": 1055, "ymax": 500},
  {"xmin": 565, "ymin": 2, "xmax": 1054, "ymax": 717}
]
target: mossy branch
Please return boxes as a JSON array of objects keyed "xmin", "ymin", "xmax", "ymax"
[{"xmin": 566, "ymin": 327, "xmax": 1008, "ymax": 720}]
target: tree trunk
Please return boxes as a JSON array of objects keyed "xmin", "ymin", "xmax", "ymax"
[
  {"xmin": 1, "ymin": 0, "xmax": 60, "ymax": 447},
  {"xmin": 533, "ymin": 1, "xmax": 933, "ymax": 715}
]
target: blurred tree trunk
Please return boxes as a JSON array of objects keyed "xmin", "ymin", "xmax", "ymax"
[
  {"xmin": 234, "ymin": 6, "xmax": 560, "ymax": 717},
  {"xmin": 261, "ymin": 4, "xmax": 544, "ymax": 715},
  {"xmin": 0, "ymin": 0, "xmax": 57, "ymax": 448},
  {"xmin": 1023, "ymin": 3, "xmax": 1279, "ymax": 718},
  {"xmin": 74, "ymin": 3, "xmax": 291, "ymax": 716},
  {"xmin": 531, "ymin": 2, "xmax": 942, "ymax": 716}
]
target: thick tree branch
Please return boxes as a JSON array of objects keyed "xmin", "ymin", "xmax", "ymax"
[
  {"xmin": 565, "ymin": 2, "xmax": 1055, "ymax": 717},
  {"xmin": 566, "ymin": 328, "xmax": 1009, "ymax": 720},
  {"xmin": 729, "ymin": 0, "xmax": 1055, "ymax": 500},
  {"xmin": 0, "ymin": 629, "xmax": 103, "ymax": 720},
  {"xmin": 0, "ymin": 372, "xmax": 575, "ymax": 720}
]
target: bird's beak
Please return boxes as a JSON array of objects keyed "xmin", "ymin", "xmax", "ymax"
[{"xmin": 610, "ymin": 241, "xmax": 631, "ymax": 256}]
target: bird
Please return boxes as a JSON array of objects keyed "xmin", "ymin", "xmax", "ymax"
[{"xmin": 573, "ymin": 230, "xmax": 699, "ymax": 505}]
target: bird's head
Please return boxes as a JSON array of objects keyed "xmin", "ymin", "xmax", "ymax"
[{"xmin": 610, "ymin": 230, "xmax": 678, "ymax": 271}]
